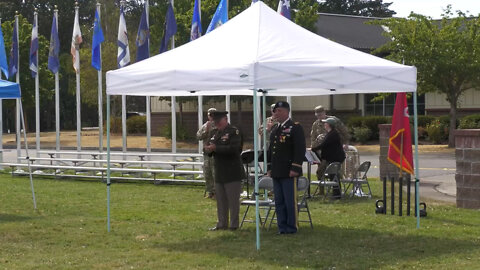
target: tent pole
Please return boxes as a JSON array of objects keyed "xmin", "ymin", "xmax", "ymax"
[
  {"xmin": 171, "ymin": 96, "xmax": 176, "ymax": 153},
  {"xmin": 413, "ymin": 92, "xmax": 420, "ymax": 228},
  {"xmin": 122, "ymin": 95, "xmax": 127, "ymax": 160},
  {"xmin": 226, "ymin": 95, "xmax": 230, "ymax": 122},
  {"xmin": 19, "ymin": 100, "xmax": 37, "ymax": 210},
  {"xmin": 198, "ymin": 96, "xmax": 203, "ymax": 153},
  {"xmin": 287, "ymin": 96, "xmax": 292, "ymax": 118},
  {"xmin": 106, "ymin": 94, "xmax": 111, "ymax": 232},
  {"xmin": 253, "ymin": 89, "xmax": 260, "ymax": 250},
  {"xmin": 262, "ymin": 93, "xmax": 268, "ymax": 202}
]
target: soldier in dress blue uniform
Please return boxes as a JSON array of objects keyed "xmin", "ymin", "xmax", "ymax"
[
  {"xmin": 204, "ymin": 111, "xmax": 245, "ymax": 231},
  {"xmin": 267, "ymin": 101, "xmax": 306, "ymax": 234}
]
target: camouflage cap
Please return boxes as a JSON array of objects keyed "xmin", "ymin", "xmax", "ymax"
[
  {"xmin": 207, "ymin": 108, "xmax": 217, "ymax": 115},
  {"xmin": 314, "ymin": 105, "xmax": 325, "ymax": 113}
]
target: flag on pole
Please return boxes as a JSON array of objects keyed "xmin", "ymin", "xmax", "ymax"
[
  {"xmin": 190, "ymin": 0, "xmax": 202, "ymax": 41},
  {"xmin": 0, "ymin": 22, "xmax": 9, "ymax": 78},
  {"xmin": 8, "ymin": 19, "xmax": 18, "ymax": 79},
  {"xmin": 91, "ymin": 9, "xmax": 104, "ymax": 70},
  {"xmin": 71, "ymin": 7, "xmax": 83, "ymax": 73},
  {"xmin": 277, "ymin": 0, "xmax": 291, "ymax": 20},
  {"xmin": 30, "ymin": 15, "xmax": 39, "ymax": 77},
  {"xmin": 48, "ymin": 14, "xmax": 60, "ymax": 74},
  {"xmin": 387, "ymin": 92, "xmax": 414, "ymax": 175},
  {"xmin": 136, "ymin": 5, "xmax": 150, "ymax": 61},
  {"xmin": 117, "ymin": 6, "xmax": 130, "ymax": 68},
  {"xmin": 206, "ymin": 0, "xmax": 228, "ymax": 33},
  {"xmin": 159, "ymin": 2, "xmax": 177, "ymax": 54},
  {"xmin": 251, "ymin": 0, "xmax": 259, "ymax": 3}
]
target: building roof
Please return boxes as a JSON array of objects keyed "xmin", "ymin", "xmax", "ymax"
[{"xmin": 315, "ymin": 13, "xmax": 390, "ymax": 50}]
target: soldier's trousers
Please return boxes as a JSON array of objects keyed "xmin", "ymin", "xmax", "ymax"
[
  {"xmin": 273, "ymin": 177, "xmax": 298, "ymax": 233},
  {"xmin": 215, "ymin": 181, "xmax": 242, "ymax": 229},
  {"xmin": 203, "ymin": 155, "xmax": 215, "ymax": 195}
]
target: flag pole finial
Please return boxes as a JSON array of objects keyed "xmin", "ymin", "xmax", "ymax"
[
  {"xmin": 75, "ymin": 2, "xmax": 79, "ymax": 7},
  {"xmin": 15, "ymin": 11, "xmax": 19, "ymax": 16},
  {"xmin": 54, "ymin": 5, "xmax": 58, "ymax": 10}
]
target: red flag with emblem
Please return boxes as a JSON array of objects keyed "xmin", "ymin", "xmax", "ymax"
[{"xmin": 387, "ymin": 92, "xmax": 414, "ymax": 175}]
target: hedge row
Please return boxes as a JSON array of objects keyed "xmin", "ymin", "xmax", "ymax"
[{"xmin": 346, "ymin": 114, "xmax": 477, "ymax": 143}]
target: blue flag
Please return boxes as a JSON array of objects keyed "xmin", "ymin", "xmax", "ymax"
[
  {"xmin": 251, "ymin": 0, "xmax": 259, "ymax": 3},
  {"xmin": 277, "ymin": 0, "xmax": 291, "ymax": 20},
  {"xmin": 91, "ymin": 9, "xmax": 104, "ymax": 70},
  {"xmin": 117, "ymin": 6, "xmax": 131, "ymax": 68},
  {"xmin": 30, "ymin": 16, "xmax": 39, "ymax": 77},
  {"xmin": 159, "ymin": 3, "xmax": 177, "ymax": 54},
  {"xmin": 136, "ymin": 5, "xmax": 150, "ymax": 61},
  {"xmin": 8, "ymin": 20, "xmax": 18, "ymax": 79},
  {"xmin": 190, "ymin": 0, "xmax": 202, "ymax": 41},
  {"xmin": 48, "ymin": 14, "xmax": 60, "ymax": 74},
  {"xmin": 206, "ymin": 0, "xmax": 228, "ymax": 33},
  {"xmin": 0, "ymin": 23, "xmax": 9, "ymax": 78}
]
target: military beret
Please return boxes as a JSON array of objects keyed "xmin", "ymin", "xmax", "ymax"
[
  {"xmin": 207, "ymin": 108, "xmax": 217, "ymax": 115},
  {"xmin": 321, "ymin": 117, "xmax": 336, "ymax": 127},
  {"xmin": 273, "ymin": 101, "xmax": 290, "ymax": 111},
  {"xmin": 211, "ymin": 111, "xmax": 228, "ymax": 121},
  {"xmin": 314, "ymin": 105, "xmax": 325, "ymax": 113}
]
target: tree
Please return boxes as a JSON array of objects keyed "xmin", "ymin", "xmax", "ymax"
[
  {"xmin": 372, "ymin": 8, "xmax": 480, "ymax": 147},
  {"xmin": 318, "ymin": 0, "xmax": 396, "ymax": 17}
]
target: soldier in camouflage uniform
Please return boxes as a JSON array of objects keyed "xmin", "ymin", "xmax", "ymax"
[
  {"xmin": 310, "ymin": 106, "xmax": 350, "ymax": 185},
  {"xmin": 197, "ymin": 108, "xmax": 217, "ymax": 198},
  {"xmin": 258, "ymin": 104, "xmax": 279, "ymax": 149}
]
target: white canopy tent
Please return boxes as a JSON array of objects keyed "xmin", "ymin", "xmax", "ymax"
[{"xmin": 106, "ymin": 1, "xmax": 419, "ymax": 248}]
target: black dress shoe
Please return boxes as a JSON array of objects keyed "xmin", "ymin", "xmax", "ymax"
[
  {"xmin": 229, "ymin": 227, "xmax": 238, "ymax": 231},
  {"xmin": 209, "ymin": 226, "xmax": 226, "ymax": 231}
]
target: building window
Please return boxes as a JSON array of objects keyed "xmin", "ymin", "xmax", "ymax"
[{"xmin": 364, "ymin": 94, "xmax": 425, "ymax": 116}]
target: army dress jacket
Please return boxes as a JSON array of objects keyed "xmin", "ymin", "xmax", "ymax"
[
  {"xmin": 268, "ymin": 119, "xmax": 306, "ymax": 178},
  {"xmin": 209, "ymin": 124, "xmax": 246, "ymax": 184}
]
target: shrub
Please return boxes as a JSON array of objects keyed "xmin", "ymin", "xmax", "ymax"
[
  {"xmin": 426, "ymin": 120, "xmax": 447, "ymax": 144},
  {"xmin": 417, "ymin": 126, "xmax": 427, "ymax": 139},
  {"xmin": 353, "ymin": 127, "xmax": 372, "ymax": 144},
  {"xmin": 160, "ymin": 119, "xmax": 193, "ymax": 141},
  {"xmin": 127, "ymin": 116, "xmax": 146, "ymax": 134},
  {"xmin": 459, "ymin": 114, "xmax": 480, "ymax": 129},
  {"xmin": 108, "ymin": 117, "xmax": 122, "ymax": 134},
  {"xmin": 417, "ymin": 115, "xmax": 436, "ymax": 128}
]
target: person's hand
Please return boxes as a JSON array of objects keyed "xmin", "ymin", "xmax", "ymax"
[
  {"xmin": 266, "ymin": 118, "xmax": 274, "ymax": 131},
  {"xmin": 289, "ymin": 170, "xmax": 299, "ymax": 177}
]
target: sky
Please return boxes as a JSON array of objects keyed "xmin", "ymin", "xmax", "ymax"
[{"xmin": 389, "ymin": 0, "xmax": 480, "ymax": 19}]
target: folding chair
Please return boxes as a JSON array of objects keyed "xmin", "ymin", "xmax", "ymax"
[
  {"xmin": 240, "ymin": 150, "xmax": 264, "ymax": 198},
  {"xmin": 311, "ymin": 162, "xmax": 342, "ymax": 200},
  {"xmin": 268, "ymin": 176, "xmax": 313, "ymax": 230},
  {"xmin": 342, "ymin": 161, "xmax": 372, "ymax": 198},
  {"xmin": 240, "ymin": 176, "xmax": 274, "ymax": 228}
]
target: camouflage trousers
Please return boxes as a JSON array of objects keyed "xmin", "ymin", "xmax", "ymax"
[{"xmin": 203, "ymin": 155, "xmax": 215, "ymax": 195}]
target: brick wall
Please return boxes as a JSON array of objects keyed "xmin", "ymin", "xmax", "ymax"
[{"xmin": 455, "ymin": 129, "xmax": 480, "ymax": 209}]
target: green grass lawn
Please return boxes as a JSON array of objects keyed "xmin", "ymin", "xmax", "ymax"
[{"xmin": 1, "ymin": 174, "xmax": 479, "ymax": 269}]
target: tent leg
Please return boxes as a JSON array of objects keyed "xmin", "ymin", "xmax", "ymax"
[
  {"xmin": 107, "ymin": 94, "xmax": 111, "ymax": 232},
  {"xmin": 19, "ymin": 100, "xmax": 37, "ymax": 210},
  {"xmin": 253, "ymin": 90, "xmax": 260, "ymax": 251},
  {"xmin": 413, "ymin": 93, "xmax": 420, "ymax": 228}
]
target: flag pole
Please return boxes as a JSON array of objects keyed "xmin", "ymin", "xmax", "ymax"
[
  {"xmin": 0, "ymin": 17, "xmax": 3, "ymax": 169},
  {"xmin": 15, "ymin": 12, "xmax": 20, "ymax": 163},
  {"xmin": 34, "ymin": 10, "xmax": 40, "ymax": 158},
  {"xmin": 253, "ymin": 89, "xmax": 260, "ymax": 251},
  {"xmin": 74, "ymin": 2, "xmax": 82, "ymax": 156},
  {"xmin": 120, "ymin": 0, "xmax": 127, "ymax": 160},
  {"xmin": 198, "ymin": 96, "xmax": 203, "ymax": 154},
  {"xmin": 97, "ymin": 2, "xmax": 104, "ymax": 157},
  {"xmin": 145, "ymin": 0, "xmax": 151, "ymax": 161},
  {"xmin": 54, "ymin": 6, "xmax": 60, "ymax": 156},
  {"xmin": 170, "ymin": 0, "xmax": 177, "ymax": 154}
]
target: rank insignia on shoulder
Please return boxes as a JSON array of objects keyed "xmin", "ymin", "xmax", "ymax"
[{"xmin": 236, "ymin": 129, "xmax": 239, "ymax": 135}]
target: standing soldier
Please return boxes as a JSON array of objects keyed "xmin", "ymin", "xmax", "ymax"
[
  {"xmin": 197, "ymin": 108, "xmax": 217, "ymax": 199},
  {"xmin": 204, "ymin": 111, "xmax": 245, "ymax": 231},
  {"xmin": 268, "ymin": 101, "xmax": 306, "ymax": 235},
  {"xmin": 258, "ymin": 104, "xmax": 278, "ymax": 148}
]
